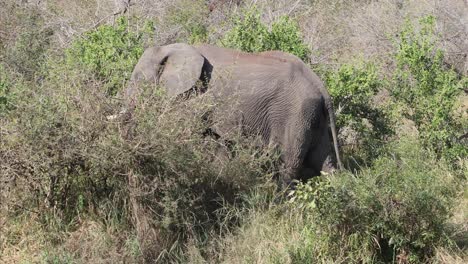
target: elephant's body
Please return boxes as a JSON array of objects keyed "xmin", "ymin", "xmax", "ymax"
[{"xmin": 123, "ymin": 43, "xmax": 342, "ymax": 186}]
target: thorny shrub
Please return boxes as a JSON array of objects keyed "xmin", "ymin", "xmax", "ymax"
[{"xmin": 0, "ymin": 69, "xmax": 278, "ymax": 261}]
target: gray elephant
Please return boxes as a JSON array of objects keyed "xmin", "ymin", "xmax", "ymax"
[{"xmin": 116, "ymin": 43, "xmax": 343, "ymax": 187}]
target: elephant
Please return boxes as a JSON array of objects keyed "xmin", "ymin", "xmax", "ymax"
[{"xmin": 115, "ymin": 43, "xmax": 343, "ymax": 187}]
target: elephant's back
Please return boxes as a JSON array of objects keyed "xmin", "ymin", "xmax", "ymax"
[
  {"xmin": 196, "ymin": 44, "xmax": 296, "ymax": 68},
  {"xmin": 195, "ymin": 44, "xmax": 326, "ymax": 141}
]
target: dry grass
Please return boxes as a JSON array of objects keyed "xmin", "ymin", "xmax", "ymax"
[
  {"xmin": 62, "ymin": 220, "xmax": 138, "ymax": 263},
  {"xmin": 0, "ymin": 215, "xmax": 46, "ymax": 264},
  {"xmin": 433, "ymin": 195, "xmax": 468, "ymax": 263},
  {"xmin": 433, "ymin": 248, "xmax": 468, "ymax": 264},
  {"xmin": 0, "ymin": 216, "xmax": 139, "ymax": 263},
  {"xmin": 219, "ymin": 207, "xmax": 306, "ymax": 264}
]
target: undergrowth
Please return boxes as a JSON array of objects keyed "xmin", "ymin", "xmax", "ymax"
[
  {"xmin": 220, "ymin": 139, "xmax": 461, "ymax": 264},
  {"xmin": 292, "ymin": 139, "xmax": 458, "ymax": 263}
]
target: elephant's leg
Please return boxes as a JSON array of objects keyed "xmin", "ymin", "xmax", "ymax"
[
  {"xmin": 298, "ymin": 167, "xmax": 317, "ymax": 181},
  {"xmin": 302, "ymin": 119, "xmax": 335, "ymax": 180},
  {"xmin": 293, "ymin": 126, "xmax": 327, "ymax": 182},
  {"xmin": 276, "ymin": 119, "xmax": 315, "ymax": 189}
]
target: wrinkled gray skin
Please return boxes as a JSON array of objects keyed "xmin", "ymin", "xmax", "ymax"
[{"xmin": 120, "ymin": 43, "xmax": 343, "ymax": 187}]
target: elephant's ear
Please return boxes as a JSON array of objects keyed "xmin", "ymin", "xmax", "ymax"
[{"xmin": 160, "ymin": 44, "xmax": 205, "ymax": 97}]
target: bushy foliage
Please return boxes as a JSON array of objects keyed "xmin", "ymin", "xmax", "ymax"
[
  {"xmin": 65, "ymin": 17, "xmax": 154, "ymax": 95},
  {"xmin": 223, "ymin": 7, "xmax": 310, "ymax": 61},
  {"xmin": 325, "ymin": 62, "xmax": 393, "ymax": 164},
  {"xmin": 292, "ymin": 139, "xmax": 458, "ymax": 263},
  {"xmin": 392, "ymin": 16, "xmax": 467, "ymax": 162}
]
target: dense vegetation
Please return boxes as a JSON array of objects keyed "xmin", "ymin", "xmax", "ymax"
[{"xmin": 1, "ymin": 1, "xmax": 466, "ymax": 263}]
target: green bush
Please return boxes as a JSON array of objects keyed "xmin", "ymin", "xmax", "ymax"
[
  {"xmin": 268, "ymin": 16, "xmax": 310, "ymax": 62},
  {"xmin": 223, "ymin": 7, "xmax": 310, "ymax": 61},
  {"xmin": 222, "ymin": 7, "xmax": 270, "ymax": 53},
  {"xmin": 392, "ymin": 16, "xmax": 467, "ymax": 162},
  {"xmin": 292, "ymin": 139, "xmax": 458, "ymax": 263},
  {"xmin": 325, "ymin": 62, "xmax": 393, "ymax": 165},
  {"xmin": 65, "ymin": 17, "xmax": 154, "ymax": 95}
]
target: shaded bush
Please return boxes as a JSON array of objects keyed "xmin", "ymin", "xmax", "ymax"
[
  {"xmin": 65, "ymin": 17, "xmax": 154, "ymax": 95},
  {"xmin": 392, "ymin": 16, "xmax": 467, "ymax": 163},
  {"xmin": 124, "ymin": 86, "xmax": 278, "ymax": 261},
  {"xmin": 292, "ymin": 139, "xmax": 458, "ymax": 263},
  {"xmin": 222, "ymin": 6, "xmax": 310, "ymax": 61}
]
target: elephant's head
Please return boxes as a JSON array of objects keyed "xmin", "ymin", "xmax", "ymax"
[
  {"xmin": 131, "ymin": 43, "xmax": 211, "ymax": 96},
  {"xmin": 108, "ymin": 43, "xmax": 211, "ymax": 120}
]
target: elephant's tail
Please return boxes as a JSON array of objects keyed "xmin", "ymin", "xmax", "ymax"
[{"xmin": 323, "ymin": 92, "xmax": 343, "ymax": 171}]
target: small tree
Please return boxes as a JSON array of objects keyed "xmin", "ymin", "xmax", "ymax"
[
  {"xmin": 392, "ymin": 16, "xmax": 466, "ymax": 162},
  {"xmin": 325, "ymin": 62, "xmax": 393, "ymax": 165},
  {"xmin": 65, "ymin": 17, "xmax": 154, "ymax": 95}
]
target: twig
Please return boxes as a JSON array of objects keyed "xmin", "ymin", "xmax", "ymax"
[{"xmin": 0, "ymin": 30, "xmax": 11, "ymax": 40}]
